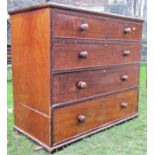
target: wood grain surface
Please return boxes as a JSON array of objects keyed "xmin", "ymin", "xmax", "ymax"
[
  {"xmin": 11, "ymin": 8, "xmax": 52, "ymax": 146},
  {"xmin": 53, "ymin": 89, "xmax": 138, "ymax": 144},
  {"xmin": 53, "ymin": 9, "xmax": 142, "ymax": 40},
  {"xmin": 53, "ymin": 64, "xmax": 140, "ymax": 104},
  {"xmin": 10, "ymin": 3, "xmax": 143, "ymax": 151},
  {"xmin": 54, "ymin": 43, "xmax": 141, "ymax": 70}
]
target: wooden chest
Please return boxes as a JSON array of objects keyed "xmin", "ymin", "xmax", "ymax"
[{"xmin": 9, "ymin": 3, "xmax": 143, "ymax": 152}]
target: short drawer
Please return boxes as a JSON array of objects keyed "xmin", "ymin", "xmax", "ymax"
[
  {"xmin": 53, "ymin": 64, "xmax": 139, "ymax": 104},
  {"xmin": 53, "ymin": 89, "xmax": 138, "ymax": 144},
  {"xmin": 53, "ymin": 10, "xmax": 142, "ymax": 40},
  {"xmin": 54, "ymin": 43, "xmax": 141, "ymax": 70}
]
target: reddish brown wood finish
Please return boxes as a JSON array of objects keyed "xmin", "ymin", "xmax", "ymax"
[
  {"xmin": 53, "ymin": 64, "xmax": 139, "ymax": 104},
  {"xmin": 53, "ymin": 10, "xmax": 142, "ymax": 40},
  {"xmin": 14, "ymin": 104, "xmax": 50, "ymax": 145},
  {"xmin": 54, "ymin": 43, "xmax": 141, "ymax": 70},
  {"xmin": 53, "ymin": 89, "xmax": 138, "ymax": 144},
  {"xmin": 9, "ymin": 2, "xmax": 143, "ymax": 152},
  {"xmin": 11, "ymin": 8, "xmax": 51, "ymax": 146}
]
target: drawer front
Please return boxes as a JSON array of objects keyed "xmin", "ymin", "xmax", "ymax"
[
  {"xmin": 53, "ymin": 89, "xmax": 138, "ymax": 144},
  {"xmin": 54, "ymin": 43, "xmax": 141, "ymax": 70},
  {"xmin": 53, "ymin": 10, "xmax": 142, "ymax": 40},
  {"xmin": 54, "ymin": 65, "xmax": 139, "ymax": 104},
  {"xmin": 53, "ymin": 65, "xmax": 139, "ymax": 104}
]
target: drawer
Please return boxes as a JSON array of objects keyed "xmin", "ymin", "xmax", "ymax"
[
  {"xmin": 54, "ymin": 43, "xmax": 141, "ymax": 70},
  {"xmin": 53, "ymin": 65, "xmax": 139, "ymax": 104},
  {"xmin": 53, "ymin": 10, "xmax": 142, "ymax": 40},
  {"xmin": 53, "ymin": 89, "xmax": 138, "ymax": 144}
]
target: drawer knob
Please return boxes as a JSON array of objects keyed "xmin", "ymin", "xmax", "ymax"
[
  {"xmin": 79, "ymin": 51, "xmax": 88, "ymax": 58},
  {"xmin": 124, "ymin": 27, "xmax": 131, "ymax": 33},
  {"xmin": 121, "ymin": 102, "xmax": 128, "ymax": 108},
  {"xmin": 77, "ymin": 81, "xmax": 87, "ymax": 89},
  {"xmin": 78, "ymin": 115, "xmax": 86, "ymax": 122},
  {"xmin": 80, "ymin": 23, "xmax": 89, "ymax": 31},
  {"xmin": 121, "ymin": 75, "xmax": 128, "ymax": 81},
  {"xmin": 123, "ymin": 50, "xmax": 130, "ymax": 56}
]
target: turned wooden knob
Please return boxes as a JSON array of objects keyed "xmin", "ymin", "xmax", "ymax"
[
  {"xmin": 121, "ymin": 102, "xmax": 128, "ymax": 108},
  {"xmin": 80, "ymin": 23, "xmax": 89, "ymax": 31},
  {"xmin": 79, "ymin": 51, "xmax": 88, "ymax": 58},
  {"xmin": 124, "ymin": 27, "xmax": 132, "ymax": 33},
  {"xmin": 123, "ymin": 50, "xmax": 130, "ymax": 56},
  {"xmin": 77, "ymin": 81, "xmax": 87, "ymax": 89},
  {"xmin": 78, "ymin": 115, "xmax": 86, "ymax": 122},
  {"xmin": 121, "ymin": 75, "xmax": 128, "ymax": 81}
]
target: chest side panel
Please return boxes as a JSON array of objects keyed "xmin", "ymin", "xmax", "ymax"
[{"xmin": 11, "ymin": 8, "xmax": 51, "ymax": 146}]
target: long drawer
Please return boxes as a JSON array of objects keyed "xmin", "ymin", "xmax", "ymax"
[
  {"xmin": 53, "ymin": 89, "xmax": 138, "ymax": 144},
  {"xmin": 53, "ymin": 9, "xmax": 142, "ymax": 40},
  {"xmin": 53, "ymin": 43, "xmax": 141, "ymax": 70},
  {"xmin": 53, "ymin": 64, "xmax": 139, "ymax": 104}
]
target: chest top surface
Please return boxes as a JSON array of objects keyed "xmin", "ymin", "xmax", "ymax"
[{"xmin": 9, "ymin": 2, "xmax": 144, "ymax": 22}]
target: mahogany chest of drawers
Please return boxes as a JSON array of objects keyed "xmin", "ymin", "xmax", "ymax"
[{"xmin": 9, "ymin": 3, "xmax": 143, "ymax": 152}]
